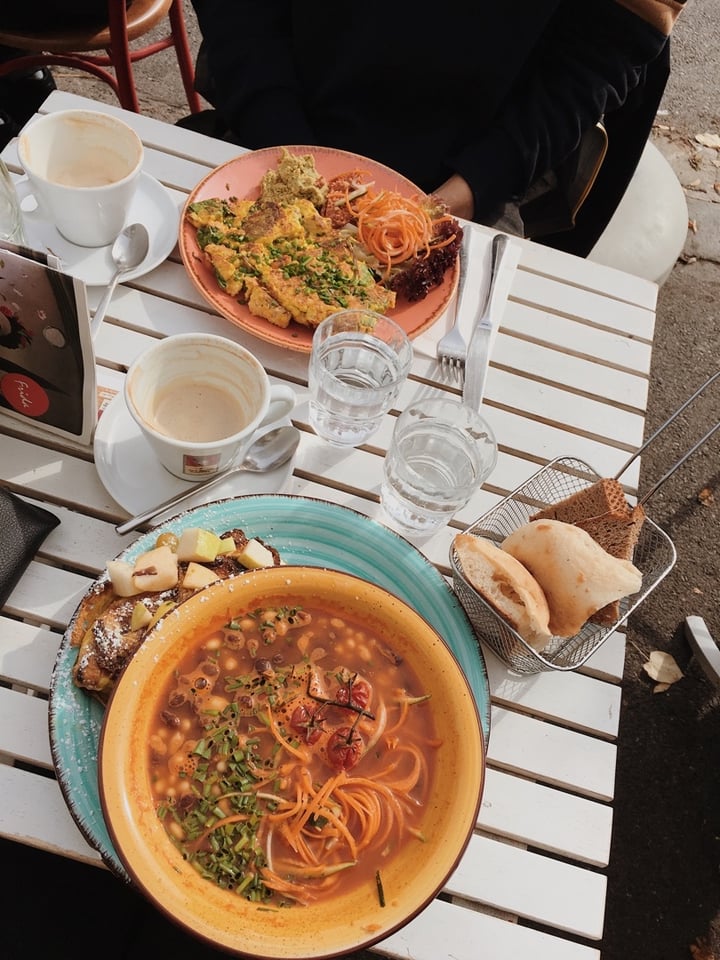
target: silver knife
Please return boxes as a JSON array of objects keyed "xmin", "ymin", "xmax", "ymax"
[{"xmin": 462, "ymin": 233, "xmax": 509, "ymax": 411}]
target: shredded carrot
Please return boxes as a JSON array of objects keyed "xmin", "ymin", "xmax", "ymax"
[
  {"xmin": 288, "ymin": 770, "xmax": 346, "ymax": 840},
  {"xmin": 379, "ymin": 744, "xmax": 426, "ymax": 793},
  {"xmin": 195, "ymin": 812, "xmax": 250, "ymax": 846},
  {"xmin": 349, "ymin": 187, "xmax": 456, "ymax": 278},
  {"xmin": 260, "ymin": 867, "xmax": 316, "ymax": 905}
]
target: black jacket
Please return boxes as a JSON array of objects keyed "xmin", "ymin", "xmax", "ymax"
[{"xmin": 191, "ymin": 0, "xmax": 685, "ymax": 253}]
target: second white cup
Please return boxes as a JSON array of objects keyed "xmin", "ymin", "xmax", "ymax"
[
  {"xmin": 17, "ymin": 109, "xmax": 144, "ymax": 247},
  {"xmin": 124, "ymin": 333, "xmax": 296, "ymax": 480}
]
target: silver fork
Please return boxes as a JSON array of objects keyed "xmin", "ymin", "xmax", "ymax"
[{"xmin": 436, "ymin": 226, "xmax": 473, "ymax": 385}]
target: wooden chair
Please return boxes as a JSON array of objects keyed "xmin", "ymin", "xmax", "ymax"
[{"xmin": 0, "ymin": 0, "xmax": 202, "ymax": 115}]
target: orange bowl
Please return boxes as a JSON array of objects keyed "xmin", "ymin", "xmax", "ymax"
[{"xmin": 99, "ymin": 566, "xmax": 484, "ymax": 958}]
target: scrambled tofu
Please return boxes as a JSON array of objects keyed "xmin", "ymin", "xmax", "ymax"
[
  {"xmin": 187, "ymin": 196, "xmax": 396, "ymax": 329},
  {"xmin": 259, "ymin": 148, "xmax": 329, "ymax": 208}
]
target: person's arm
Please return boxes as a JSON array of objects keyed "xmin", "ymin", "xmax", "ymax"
[
  {"xmin": 446, "ymin": 0, "xmax": 687, "ymax": 221},
  {"xmin": 190, "ymin": 0, "xmax": 316, "ymax": 146}
]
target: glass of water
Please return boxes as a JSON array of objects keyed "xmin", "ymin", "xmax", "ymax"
[
  {"xmin": 308, "ymin": 309, "xmax": 413, "ymax": 447},
  {"xmin": 381, "ymin": 396, "xmax": 498, "ymax": 536}
]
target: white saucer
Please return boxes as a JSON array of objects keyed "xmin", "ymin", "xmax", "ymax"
[
  {"xmin": 18, "ymin": 172, "xmax": 179, "ymax": 287},
  {"xmin": 94, "ymin": 392, "xmax": 295, "ymax": 517}
]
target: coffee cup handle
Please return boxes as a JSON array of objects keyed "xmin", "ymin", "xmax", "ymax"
[
  {"xmin": 14, "ymin": 178, "xmax": 38, "ymax": 209},
  {"xmin": 261, "ymin": 384, "xmax": 295, "ymax": 428}
]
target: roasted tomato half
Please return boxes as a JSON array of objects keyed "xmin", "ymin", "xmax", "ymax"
[{"xmin": 327, "ymin": 726, "xmax": 364, "ymax": 770}]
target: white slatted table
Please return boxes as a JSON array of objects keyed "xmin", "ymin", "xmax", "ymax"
[{"xmin": 0, "ymin": 90, "xmax": 660, "ymax": 960}]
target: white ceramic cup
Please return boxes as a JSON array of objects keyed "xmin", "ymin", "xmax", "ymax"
[
  {"xmin": 17, "ymin": 109, "xmax": 144, "ymax": 247},
  {"xmin": 124, "ymin": 333, "xmax": 296, "ymax": 481}
]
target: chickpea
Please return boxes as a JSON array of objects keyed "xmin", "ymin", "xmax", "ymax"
[
  {"xmin": 168, "ymin": 730, "xmax": 184, "ymax": 754},
  {"xmin": 168, "ymin": 820, "xmax": 186, "ymax": 841},
  {"xmin": 330, "ymin": 618, "xmax": 345, "ymax": 629},
  {"xmin": 149, "ymin": 734, "xmax": 167, "ymax": 756},
  {"xmin": 203, "ymin": 694, "xmax": 229, "ymax": 713}
]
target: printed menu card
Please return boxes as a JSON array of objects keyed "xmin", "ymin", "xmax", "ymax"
[{"xmin": 0, "ymin": 239, "xmax": 96, "ymax": 444}]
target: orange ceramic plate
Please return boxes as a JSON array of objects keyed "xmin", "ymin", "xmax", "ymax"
[{"xmin": 179, "ymin": 145, "xmax": 458, "ymax": 353}]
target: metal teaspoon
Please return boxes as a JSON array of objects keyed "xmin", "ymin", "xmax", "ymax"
[{"xmin": 91, "ymin": 222, "xmax": 150, "ymax": 337}]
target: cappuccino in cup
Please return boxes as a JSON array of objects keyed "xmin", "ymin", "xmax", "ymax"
[
  {"xmin": 124, "ymin": 333, "xmax": 296, "ymax": 480},
  {"xmin": 18, "ymin": 109, "xmax": 144, "ymax": 247}
]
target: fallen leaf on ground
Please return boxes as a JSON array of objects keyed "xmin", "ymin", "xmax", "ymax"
[
  {"xmin": 695, "ymin": 132, "xmax": 720, "ymax": 148},
  {"xmin": 698, "ymin": 487, "xmax": 715, "ymax": 505},
  {"xmin": 690, "ymin": 936, "xmax": 715, "ymax": 959},
  {"xmin": 643, "ymin": 651, "xmax": 684, "ymax": 687}
]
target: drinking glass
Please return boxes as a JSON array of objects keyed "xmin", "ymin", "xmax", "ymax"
[
  {"xmin": 0, "ymin": 157, "xmax": 25, "ymax": 244},
  {"xmin": 308, "ymin": 309, "xmax": 412, "ymax": 447},
  {"xmin": 381, "ymin": 396, "xmax": 498, "ymax": 535}
]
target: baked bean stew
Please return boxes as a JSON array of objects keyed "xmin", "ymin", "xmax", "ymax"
[{"xmin": 150, "ymin": 601, "xmax": 440, "ymax": 906}]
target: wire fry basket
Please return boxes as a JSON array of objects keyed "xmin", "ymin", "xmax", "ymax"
[{"xmin": 450, "ymin": 457, "xmax": 677, "ymax": 674}]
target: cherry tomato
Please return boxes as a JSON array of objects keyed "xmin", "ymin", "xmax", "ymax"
[
  {"xmin": 335, "ymin": 678, "xmax": 371, "ymax": 711},
  {"xmin": 327, "ymin": 726, "xmax": 364, "ymax": 770},
  {"xmin": 289, "ymin": 703, "xmax": 323, "ymax": 745}
]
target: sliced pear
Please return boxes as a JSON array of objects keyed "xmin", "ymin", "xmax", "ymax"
[
  {"xmin": 147, "ymin": 599, "xmax": 177, "ymax": 629},
  {"xmin": 176, "ymin": 527, "xmax": 224, "ymax": 563},
  {"xmin": 132, "ymin": 545, "xmax": 179, "ymax": 592},
  {"xmin": 183, "ymin": 562, "xmax": 221, "ymax": 590},
  {"xmin": 235, "ymin": 538, "xmax": 275, "ymax": 569},
  {"xmin": 130, "ymin": 601, "xmax": 153, "ymax": 631},
  {"xmin": 107, "ymin": 559, "xmax": 142, "ymax": 597},
  {"xmin": 216, "ymin": 536, "xmax": 236, "ymax": 556}
]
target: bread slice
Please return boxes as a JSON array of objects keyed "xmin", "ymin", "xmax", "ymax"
[
  {"xmin": 531, "ymin": 477, "xmax": 645, "ymax": 624},
  {"xmin": 453, "ymin": 533, "xmax": 553, "ymax": 650}
]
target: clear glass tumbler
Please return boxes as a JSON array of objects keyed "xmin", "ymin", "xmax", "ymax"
[
  {"xmin": 381, "ymin": 396, "xmax": 498, "ymax": 535},
  {"xmin": 308, "ymin": 309, "xmax": 413, "ymax": 447},
  {"xmin": 0, "ymin": 157, "xmax": 26, "ymax": 244}
]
